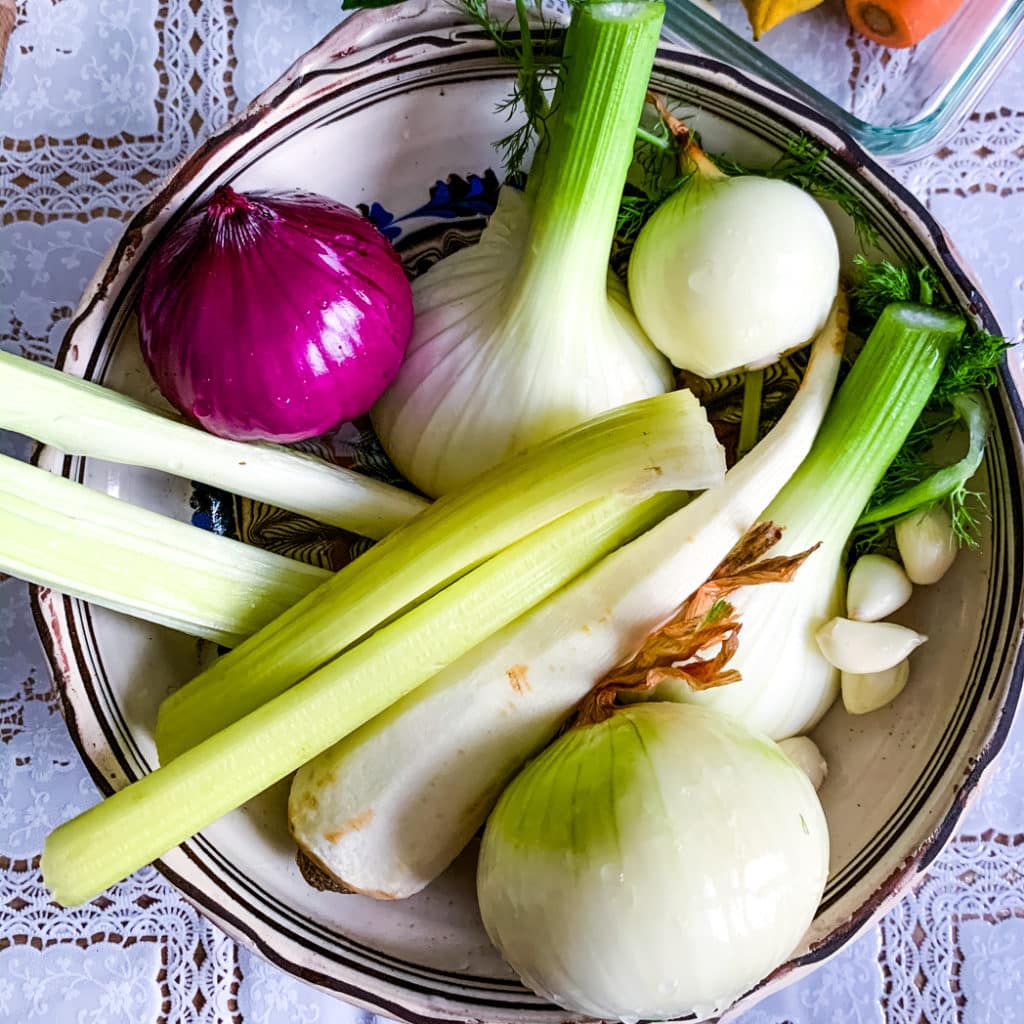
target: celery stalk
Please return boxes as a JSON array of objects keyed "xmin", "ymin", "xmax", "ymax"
[
  {"xmin": 0, "ymin": 454, "xmax": 328, "ymax": 646},
  {"xmin": 0, "ymin": 350, "xmax": 428, "ymax": 540},
  {"xmin": 42, "ymin": 491, "xmax": 685, "ymax": 906},
  {"xmin": 155, "ymin": 388, "xmax": 723, "ymax": 761}
]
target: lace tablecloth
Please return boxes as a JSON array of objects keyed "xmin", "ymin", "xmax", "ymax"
[{"xmin": 1, "ymin": 3, "xmax": 1022, "ymax": 1021}]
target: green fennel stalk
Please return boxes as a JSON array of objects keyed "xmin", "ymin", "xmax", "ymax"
[{"xmin": 849, "ymin": 255, "xmax": 1009, "ymax": 548}]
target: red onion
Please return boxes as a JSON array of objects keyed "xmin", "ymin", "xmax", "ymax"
[{"xmin": 138, "ymin": 186, "xmax": 413, "ymax": 443}]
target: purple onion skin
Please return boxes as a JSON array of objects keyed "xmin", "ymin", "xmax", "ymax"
[{"xmin": 138, "ymin": 186, "xmax": 414, "ymax": 443}]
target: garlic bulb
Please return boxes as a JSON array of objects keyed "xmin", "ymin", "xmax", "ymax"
[
  {"xmin": 895, "ymin": 504, "xmax": 958, "ymax": 584},
  {"xmin": 815, "ymin": 617, "xmax": 926, "ymax": 674},
  {"xmin": 846, "ymin": 554, "xmax": 913, "ymax": 621},
  {"xmin": 841, "ymin": 660, "xmax": 910, "ymax": 715}
]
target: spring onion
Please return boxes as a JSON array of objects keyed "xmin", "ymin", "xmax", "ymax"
[
  {"xmin": 0, "ymin": 350, "xmax": 427, "ymax": 540},
  {"xmin": 42, "ymin": 490, "xmax": 684, "ymax": 907},
  {"xmin": 287, "ymin": 301, "xmax": 845, "ymax": 899},
  {"xmin": 476, "ymin": 703, "xmax": 829, "ymax": 1022},
  {"xmin": 371, "ymin": 1, "xmax": 673, "ymax": 497},
  {"xmin": 0, "ymin": 453, "xmax": 327, "ymax": 646},
  {"xmin": 155, "ymin": 388, "xmax": 724, "ymax": 762}
]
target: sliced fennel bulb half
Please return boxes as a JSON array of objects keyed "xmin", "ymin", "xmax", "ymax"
[
  {"xmin": 287, "ymin": 297, "xmax": 848, "ymax": 899},
  {"xmin": 372, "ymin": 2, "xmax": 673, "ymax": 497}
]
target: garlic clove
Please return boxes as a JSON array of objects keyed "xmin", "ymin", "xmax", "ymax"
[
  {"xmin": 815, "ymin": 617, "xmax": 926, "ymax": 674},
  {"xmin": 895, "ymin": 504, "xmax": 958, "ymax": 585},
  {"xmin": 778, "ymin": 736, "xmax": 827, "ymax": 791},
  {"xmin": 841, "ymin": 660, "xmax": 910, "ymax": 715},
  {"xmin": 846, "ymin": 554, "xmax": 913, "ymax": 622}
]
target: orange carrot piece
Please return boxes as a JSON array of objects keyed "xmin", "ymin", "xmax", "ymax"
[{"xmin": 845, "ymin": 0, "xmax": 966, "ymax": 48}]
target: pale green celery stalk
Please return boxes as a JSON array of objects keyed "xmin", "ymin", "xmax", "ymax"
[
  {"xmin": 42, "ymin": 490, "xmax": 685, "ymax": 907},
  {"xmin": 155, "ymin": 387, "xmax": 723, "ymax": 762},
  {"xmin": 856, "ymin": 392, "xmax": 990, "ymax": 527},
  {"xmin": 0, "ymin": 350, "xmax": 427, "ymax": 540},
  {"xmin": 0, "ymin": 454, "xmax": 328, "ymax": 646}
]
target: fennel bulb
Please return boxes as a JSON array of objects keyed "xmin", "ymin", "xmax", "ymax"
[
  {"xmin": 657, "ymin": 302, "xmax": 965, "ymax": 739},
  {"xmin": 372, "ymin": 2, "xmax": 673, "ymax": 497},
  {"xmin": 286, "ymin": 299, "xmax": 847, "ymax": 899},
  {"xmin": 628, "ymin": 145, "xmax": 839, "ymax": 378},
  {"xmin": 477, "ymin": 703, "xmax": 830, "ymax": 1022}
]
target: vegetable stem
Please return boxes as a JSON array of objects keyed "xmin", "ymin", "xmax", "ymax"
[
  {"xmin": 0, "ymin": 453, "xmax": 328, "ymax": 647},
  {"xmin": 765, "ymin": 303, "xmax": 965, "ymax": 548},
  {"xmin": 517, "ymin": 1, "xmax": 664, "ymax": 300},
  {"xmin": 737, "ymin": 369, "xmax": 764, "ymax": 457},
  {"xmin": 156, "ymin": 389, "xmax": 723, "ymax": 762},
  {"xmin": 42, "ymin": 491, "xmax": 684, "ymax": 907},
  {"xmin": 0, "ymin": 350, "xmax": 427, "ymax": 539},
  {"xmin": 856, "ymin": 392, "xmax": 990, "ymax": 531}
]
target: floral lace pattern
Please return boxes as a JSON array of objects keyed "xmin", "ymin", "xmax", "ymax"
[{"xmin": 1, "ymin": 2, "xmax": 1023, "ymax": 1020}]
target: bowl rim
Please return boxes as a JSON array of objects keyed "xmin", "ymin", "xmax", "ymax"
[{"xmin": 30, "ymin": 6, "xmax": 1024, "ymax": 1022}]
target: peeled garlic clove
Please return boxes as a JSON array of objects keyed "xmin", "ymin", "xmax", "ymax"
[
  {"xmin": 895, "ymin": 505, "xmax": 958, "ymax": 585},
  {"xmin": 846, "ymin": 554, "xmax": 913, "ymax": 622},
  {"xmin": 815, "ymin": 617, "xmax": 926, "ymax": 674},
  {"xmin": 841, "ymin": 660, "xmax": 910, "ymax": 715},
  {"xmin": 778, "ymin": 736, "xmax": 827, "ymax": 791}
]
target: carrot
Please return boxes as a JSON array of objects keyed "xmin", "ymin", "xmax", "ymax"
[{"xmin": 845, "ymin": 0, "xmax": 966, "ymax": 48}]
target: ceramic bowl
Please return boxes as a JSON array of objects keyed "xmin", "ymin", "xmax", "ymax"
[{"xmin": 32, "ymin": 2, "xmax": 1024, "ymax": 1021}]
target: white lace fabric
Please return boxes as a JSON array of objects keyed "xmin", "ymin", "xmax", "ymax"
[{"xmin": 1, "ymin": 2, "xmax": 1023, "ymax": 1020}]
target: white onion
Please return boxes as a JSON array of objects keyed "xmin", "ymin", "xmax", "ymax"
[
  {"xmin": 477, "ymin": 703, "xmax": 829, "ymax": 1022},
  {"xmin": 628, "ymin": 173, "xmax": 839, "ymax": 378},
  {"xmin": 846, "ymin": 554, "xmax": 913, "ymax": 621}
]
